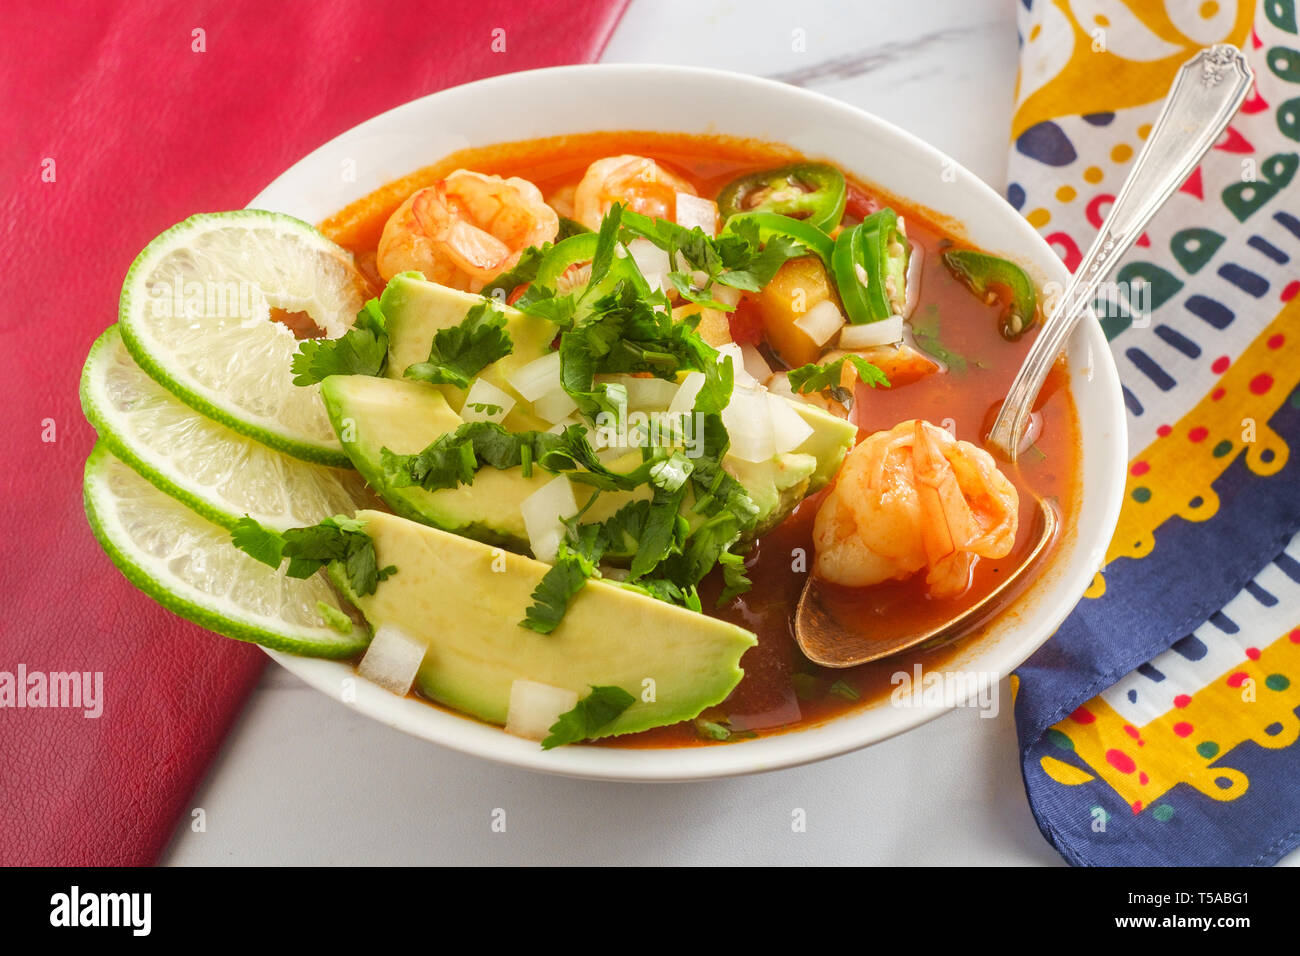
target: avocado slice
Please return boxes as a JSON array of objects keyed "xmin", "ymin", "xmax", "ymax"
[
  {"xmin": 381, "ymin": 273, "xmax": 552, "ymax": 432},
  {"xmin": 320, "ymin": 375, "xmax": 647, "ymax": 549},
  {"xmin": 336, "ymin": 509, "xmax": 757, "ymax": 737}
]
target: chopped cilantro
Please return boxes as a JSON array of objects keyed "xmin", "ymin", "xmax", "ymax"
[
  {"xmin": 541, "ymin": 684, "xmax": 636, "ymax": 749},
  {"xmin": 290, "ymin": 298, "xmax": 388, "ymax": 385},
  {"xmin": 787, "ymin": 354, "xmax": 889, "ymax": 405},
  {"xmin": 403, "ymin": 301, "xmax": 513, "ymax": 389},
  {"xmin": 694, "ymin": 718, "xmax": 731, "ymax": 741},
  {"xmin": 911, "ymin": 305, "xmax": 968, "ymax": 373},
  {"xmin": 829, "ymin": 679, "xmax": 861, "ymax": 701},
  {"xmin": 231, "ymin": 514, "xmax": 395, "ymax": 597},
  {"xmin": 520, "ymin": 540, "xmax": 601, "ymax": 635}
]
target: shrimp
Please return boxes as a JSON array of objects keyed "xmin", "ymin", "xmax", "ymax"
[
  {"xmin": 813, "ymin": 419, "xmax": 1018, "ymax": 598},
  {"xmin": 573, "ymin": 155, "xmax": 698, "ymax": 230},
  {"xmin": 376, "ymin": 170, "xmax": 558, "ymax": 291}
]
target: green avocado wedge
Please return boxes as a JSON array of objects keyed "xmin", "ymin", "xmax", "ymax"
[
  {"xmin": 336, "ymin": 510, "xmax": 756, "ymax": 738},
  {"xmin": 381, "ymin": 273, "xmax": 553, "ymax": 432},
  {"xmin": 319, "ymin": 375, "xmax": 648, "ymax": 549}
]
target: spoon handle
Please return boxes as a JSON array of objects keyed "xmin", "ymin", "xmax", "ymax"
[{"xmin": 986, "ymin": 44, "xmax": 1254, "ymax": 461}]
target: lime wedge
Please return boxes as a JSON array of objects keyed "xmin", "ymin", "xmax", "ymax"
[
  {"xmin": 117, "ymin": 210, "xmax": 370, "ymax": 466},
  {"xmin": 84, "ymin": 444, "xmax": 369, "ymax": 658},
  {"xmin": 82, "ymin": 326, "xmax": 375, "ymax": 532}
]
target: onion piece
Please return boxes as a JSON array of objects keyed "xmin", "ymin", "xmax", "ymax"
[
  {"xmin": 794, "ymin": 299, "xmax": 846, "ymax": 347},
  {"xmin": 606, "ymin": 374, "xmax": 678, "ymax": 411},
  {"xmin": 839, "ymin": 314, "xmax": 904, "ymax": 349},
  {"xmin": 721, "ymin": 385, "xmax": 776, "ymax": 463},
  {"xmin": 709, "ymin": 283, "xmax": 741, "ymax": 311},
  {"xmin": 505, "ymin": 680, "xmax": 580, "ymax": 742},
  {"xmin": 531, "ymin": 386, "xmax": 580, "ymax": 424},
  {"xmin": 715, "ymin": 343, "xmax": 758, "ymax": 388},
  {"xmin": 358, "ymin": 624, "xmax": 428, "ymax": 696},
  {"xmin": 675, "ymin": 193, "xmax": 718, "ymax": 237},
  {"xmin": 739, "ymin": 344, "xmax": 773, "ymax": 383},
  {"xmin": 521, "ymin": 474, "xmax": 578, "ymax": 563},
  {"xmin": 627, "ymin": 237, "xmax": 671, "ymax": 292},
  {"xmin": 901, "ymin": 242, "xmax": 924, "ymax": 319},
  {"xmin": 768, "ymin": 393, "xmax": 815, "ymax": 453},
  {"xmin": 669, "ymin": 370, "xmax": 705, "ymax": 414},
  {"xmin": 461, "ymin": 378, "xmax": 516, "ymax": 424},
  {"xmin": 507, "ymin": 351, "xmax": 562, "ymax": 402}
]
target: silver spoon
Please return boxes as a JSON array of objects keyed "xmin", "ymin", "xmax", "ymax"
[
  {"xmin": 988, "ymin": 43, "xmax": 1254, "ymax": 461},
  {"xmin": 795, "ymin": 45, "xmax": 1253, "ymax": 668}
]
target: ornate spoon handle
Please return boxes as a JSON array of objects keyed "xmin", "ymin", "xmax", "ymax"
[{"xmin": 987, "ymin": 45, "xmax": 1254, "ymax": 461}]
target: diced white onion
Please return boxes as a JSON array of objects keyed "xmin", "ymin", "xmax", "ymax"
[
  {"xmin": 721, "ymin": 386, "xmax": 776, "ymax": 463},
  {"xmin": 902, "ymin": 242, "xmax": 923, "ymax": 319},
  {"xmin": 675, "ymin": 193, "xmax": 718, "ymax": 237},
  {"xmin": 358, "ymin": 624, "xmax": 428, "ymax": 696},
  {"xmin": 627, "ymin": 238, "xmax": 671, "ymax": 292},
  {"xmin": 795, "ymin": 299, "xmax": 846, "ymax": 346},
  {"xmin": 606, "ymin": 374, "xmax": 679, "ymax": 411},
  {"xmin": 531, "ymin": 386, "xmax": 580, "ymax": 424},
  {"xmin": 668, "ymin": 371, "xmax": 705, "ymax": 414},
  {"xmin": 460, "ymin": 378, "xmax": 516, "ymax": 424},
  {"xmin": 739, "ymin": 344, "xmax": 773, "ymax": 383},
  {"xmin": 507, "ymin": 351, "xmax": 562, "ymax": 401},
  {"xmin": 521, "ymin": 474, "xmax": 578, "ymax": 563},
  {"xmin": 505, "ymin": 680, "xmax": 580, "ymax": 741},
  {"xmin": 709, "ymin": 283, "xmax": 741, "ymax": 310},
  {"xmin": 839, "ymin": 314, "xmax": 904, "ymax": 349},
  {"xmin": 768, "ymin": 393, "xmax": 815, "ymax": 453},
  {"xmin": 715, "ymin": 343, "xmax": 758, "ymax": 388}
]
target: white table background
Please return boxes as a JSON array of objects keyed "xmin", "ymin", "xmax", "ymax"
[{"xmin": 162, "ymin": 0, "xmax": 1296, "ymax": 866}]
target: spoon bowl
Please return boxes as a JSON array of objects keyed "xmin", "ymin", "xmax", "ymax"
[{"xmin": 795, "ymin": 497, "xmax": 1059, "ymax": 668}]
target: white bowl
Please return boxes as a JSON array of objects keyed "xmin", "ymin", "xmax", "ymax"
[{"xmin": 253, "ymin": 64, "xmax": 1126, "ymax": 781}]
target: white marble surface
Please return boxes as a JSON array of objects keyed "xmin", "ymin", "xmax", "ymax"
[{"xmin": 163, "ymin": 0, "xmax": 1272, "ymax": 867}]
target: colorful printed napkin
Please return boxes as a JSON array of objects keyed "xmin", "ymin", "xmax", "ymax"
[{"xmin": 1008, "ymin": 0, "xmax": 1300, "ymax": 866}]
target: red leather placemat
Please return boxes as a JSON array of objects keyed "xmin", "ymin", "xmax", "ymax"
[{"xmin": 0, "ymin": 0, "xmax": 628, "ymax": 866}]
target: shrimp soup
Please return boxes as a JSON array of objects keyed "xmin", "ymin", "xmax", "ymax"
[{"xmin": 319, "ymin": 131, "xmax": 1081, "ymax": 748}]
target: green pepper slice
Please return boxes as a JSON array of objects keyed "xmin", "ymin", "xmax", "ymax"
[
  {"xmin": 717, "ymin": 163, "xmax": 847, "ymax": 233},
  {"xmin": 720, "ymin": 211, "xmax": 835, "ymax": 268},
  {"xmin": 831, "ymin": 208, "xmax": 910, "ymax": 324},
  {"xmin": 941, "ymin": 249, "xmax": 1038, "ymax": 340},
  {"xmin": 536, "ymin": 232, "xmax": 650, "ymax": 300}
]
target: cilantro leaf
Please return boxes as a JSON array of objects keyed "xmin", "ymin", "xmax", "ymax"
[
  {"xmin": 479, "ymin": 244, "xmax": 549, "ymax": 302},
  {"xmin": 230, "ymin": 515, "xmax": 395, "ymax": 597},
  {"xmin": 717, "ymin": 549, "xmax": 753, "ymax": 605},
  {"xmin": 381, "ymin": 422, "xmax": 563, "ymax": 492},
  {"xmin": 231, "ymin": 517, "xmax": 287, "ymax": 568},
  {"xmin": 403, "ymin": 301, "xmax": 513, "ymax": 389},
  {"xmin": 291, "ymin": 298, "xmax": 388, "ymax": 385},
  {"xmin": 519, "ymin": 540, "xmax": 602, "ymax": 635},
  {"xmin": 786, "ymin": 354, "xmax": 890, "ymax": 405},
  {"xmin": 541, "ymin": 685, "xmax": 636, "ymax": 749}
]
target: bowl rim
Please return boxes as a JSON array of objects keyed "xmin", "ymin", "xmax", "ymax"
[{"xmin": 255, "ymin": 62, "xmax": 1128, "ymax": 781}]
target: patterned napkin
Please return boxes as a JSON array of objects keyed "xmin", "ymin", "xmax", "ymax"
[{"xmin": 1008, "ymin": 0, "xmax": 1300, "ymax": 865}]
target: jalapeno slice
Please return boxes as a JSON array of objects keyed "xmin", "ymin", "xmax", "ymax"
[
  {"xmin": 717, "ymin": 163, "xmax": 847, "ymax": 233},
  {"xmin": 720, "ymin": 211, "xmax": 835, "ymax": 268},
  {"xmin": 536, "ymin": 233, "xmax": 649, "ymax": 300},
  {"xmin": 941, "ymin": 249, "xmax": 1038, "ymax": 340},
  {"xmin": 831, "ymin": 208, "xmax": 910, "ymax": 324}
]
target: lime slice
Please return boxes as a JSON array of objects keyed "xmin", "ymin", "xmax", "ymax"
[
  {"xmin": 84, "ymin": 444, "xmax": 369, "ymax": 658},
  {"xmin": 82, "ymin": 326, "xmax": 376, "ymax": 532},
  {"xmin": 117, "ymin": 210, "xmax": 370, "ymax": 466}
]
